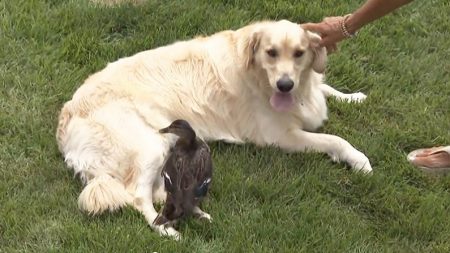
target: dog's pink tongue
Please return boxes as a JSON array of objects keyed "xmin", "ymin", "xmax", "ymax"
[{"xmin": 270, "ymin": 92, "xmax": 295, "ymax": 112}]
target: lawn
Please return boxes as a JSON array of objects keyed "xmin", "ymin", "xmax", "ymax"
[{"xmin": 1, "ymin": 0, "xmax": 450, "ymax": 252}]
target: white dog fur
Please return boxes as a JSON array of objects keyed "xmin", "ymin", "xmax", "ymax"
[{"xmin": 56, "ymin": 20, "xmax": 371, "ymax": 239}]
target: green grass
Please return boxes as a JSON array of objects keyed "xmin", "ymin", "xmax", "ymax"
[{"xmin": 1, "ymin": 0, "xmax": 450, "ymax": 252}]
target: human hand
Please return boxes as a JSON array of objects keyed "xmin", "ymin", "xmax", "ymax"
[{"xmin": 302, "ymin": 16, "xmax": 348, "ymax": 54}]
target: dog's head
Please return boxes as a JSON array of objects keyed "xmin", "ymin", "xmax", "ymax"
[{"xmin": 242, "ymin": 20, "xmax": 327, "ymax": 112}]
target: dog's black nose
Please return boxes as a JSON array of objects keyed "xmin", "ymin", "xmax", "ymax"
[{"xmin": 276, "ymin": 76, "xmax": 294, "ymax": 92}]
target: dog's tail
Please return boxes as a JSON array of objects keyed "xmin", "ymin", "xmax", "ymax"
[{"xmin": 78, "ymin": 175, "xmax": 133, "ymax": 215}]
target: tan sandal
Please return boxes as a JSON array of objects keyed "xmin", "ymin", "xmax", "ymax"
[{"xmin": 407, "ymin": 146, "xmax": 450, "ymax": 173}]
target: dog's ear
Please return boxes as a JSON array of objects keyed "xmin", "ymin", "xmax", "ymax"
[
  {"xmin": 245, "ymin": 31, "xmax": 261, "ymax": 69},
  {"xmin": 306, "ymin": 31, "xmax": 327, "ymax": 73}
]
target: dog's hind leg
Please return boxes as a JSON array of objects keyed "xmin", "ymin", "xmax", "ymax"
[
  {"xmin": 152, "ymin": 175, "xmax": 167, "ymax": 204},
  {"xmin": 62, "ymin": 116, "xmax": 135, "ymax": 214},
  {"xmin": 78, "ymin": 174, "xmax": 133, "ymax": 214},
  {"xmin": 131, "ymin": 140, "xmax": 180, "ymax": 240},
  {"xmin": 193, "ymin": 206, "xmax": 212, "ymax": 222},
  {"xmin": 319, "ymin": 83, "xmax": 367, "ymax": 103}
]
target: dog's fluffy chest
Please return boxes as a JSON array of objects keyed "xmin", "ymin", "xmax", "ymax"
[{"xmin": 297, "ymin": 89, "xmax": 328, "ymax": 131}]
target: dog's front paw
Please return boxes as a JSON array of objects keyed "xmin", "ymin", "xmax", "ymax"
[
  {"xmin": 153, "ymin": 225, "xmax": 181, "ymax": 240},
  {"xmin": 345, "ymin": 148, "xmax": 372, "ymax": 174},
  {"xmin": 344, "ymin": 92, "xmax": 367, "ymax": 103},
  {"xmin": 352, "ymin": 157, "xmax": 372, "ymax": 174}
]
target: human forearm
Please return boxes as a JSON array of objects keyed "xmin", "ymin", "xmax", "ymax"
[
  {"xmin": 300, "ymin": 0, "xmax": 414, "ymax": 53},
  {"xmin": 346, "ymin": 0, "xmax": 414, "ymax": 33}
]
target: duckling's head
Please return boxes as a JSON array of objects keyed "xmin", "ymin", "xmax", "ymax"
[{"xmin": 159, "ymin": 119, "xmax": 196, "ymax": 143}]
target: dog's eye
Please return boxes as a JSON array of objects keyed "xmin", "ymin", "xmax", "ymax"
[
  {"xmin": 266, "ymin": 49, "xmax": 278, "ymax": 58},
  {"xmin": 293, "ymin": 50, "xmax": 304, "ymax": 58}
]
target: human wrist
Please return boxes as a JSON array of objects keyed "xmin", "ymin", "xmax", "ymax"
[
  {"xmin": 343, "ymin": 13, "xmax": 362, "ymax": 35},
  {"xmin": 340, "ymin": 14, "xmax": 357, "ymax": 38}
]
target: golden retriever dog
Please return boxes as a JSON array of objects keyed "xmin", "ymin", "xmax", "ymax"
[{"xmin": 56, "ymin": 20, "xmax": 371, "ymax": 239}]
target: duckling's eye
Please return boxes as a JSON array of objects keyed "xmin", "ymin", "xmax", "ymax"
[
  {"xmin": 293, "ymin": 50, "xmax": 304, "ymax": 58},
  {"xmin": 194, "ymin": 178, "xmax": 211, "ymax": 198},
  {"xmin": 266, "ymin": 49, "xmax": 278, "ymax": 58}
]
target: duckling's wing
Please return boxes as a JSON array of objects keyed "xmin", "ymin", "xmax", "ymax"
[
  {"xmin": 193, "ymin": 144, "xmax": 213, "ymax": 181},
  {"xmin": 191, "ymin": 144, "xmax": 213, "ymax": 198},
  {"xmin": 163, "ymin": 151, "xmax": 191, "ymax": 190},
  {"xmin": 161, "ymin": 153, "xmax": 178, "ymax": 190}
]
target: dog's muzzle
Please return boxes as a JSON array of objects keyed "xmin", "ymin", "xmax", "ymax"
[{"xmin": 276, "ymin": 74, "xmax": 294, "ymax": 93}]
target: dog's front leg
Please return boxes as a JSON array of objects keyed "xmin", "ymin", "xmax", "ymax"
[{"xmin": 278, "ymin": 129, "xmax": 372, "ymax": 173}]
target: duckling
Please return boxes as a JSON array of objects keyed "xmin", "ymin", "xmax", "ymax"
[{"xmin": 153, "ymin": 119, "xmax": 213, "ymax": 226}]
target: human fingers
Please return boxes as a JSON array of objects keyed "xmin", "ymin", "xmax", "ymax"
[
  {"xmin": 301, "ymin": 22, "xmax": 327, "ymax": 34},
  {"xmin": 323, "ymin": 16, "xmax": 342, "ymax": 23},
  {"xmin": 320, "ymin": 33, "xmax": 344, "ymax": 48}
]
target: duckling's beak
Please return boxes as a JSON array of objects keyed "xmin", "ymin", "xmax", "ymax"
[{"xmin": 159, "ymin": 127, "xmax": 170, "ymax": 134}]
